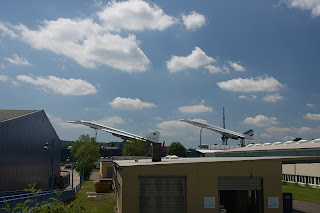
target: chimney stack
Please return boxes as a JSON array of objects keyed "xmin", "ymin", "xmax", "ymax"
[{"xmin": 151, "ymin": 142, "xmax": 161, "ymax": 162}]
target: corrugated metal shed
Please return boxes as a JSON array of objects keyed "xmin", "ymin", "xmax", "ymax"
[{"xmin": 0, "ymin": 109, "xmax": 61, "ymax": 191}]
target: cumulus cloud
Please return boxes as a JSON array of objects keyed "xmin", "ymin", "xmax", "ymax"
[
  {"xmin": 0, "ymin": 75, "xmax": 9, "ymax": 81},
  {"xmin": 16, "ymin": 75, "xmax": 97, "ymax": 95},
  {"xmin": 3, "ymin": 54, "xmax": 31, "ymax": 66},
  {"xmin": 306, "ymin": 103, "xmax": 317, "ymax": 107},
  {"xmin": 109, "ymin": 97, "xmax": 157, "ymax": 110},
  {"xmin": 260, "ymin": 133, "xmax": 273, "ymax": 138},
  {"xmin": 182, "ymin": 11, "xmax": 206, "ymax": 30},
  {"xmin": 262, "ymin": 93, "xmax": 284, "ymax": 102},
  {"xmin": 265, "ymin": 126, "xmax": 317, "ymax": 135},
  {"xmin": 93, "ymin": 116, "xmax": 126, "ymax": 126},
  {"xmin": 167, "ymin": 47, "xmax": 215, "ymax": 73},
  {"xmin": 243, "ymin": 115, "xmax": 278, "ymax": 127},
  {"xmin": 305, "ymin": 113, "xmax": 320, "ymax": 121},
  {"xmin": 205, "ymin": 65, "xmax": 222, "ymax": 74},
  {"xmin": 97, "ymin": 0, "xmax": 176, "ymax": 31},
  {"xmin": 227, "ymin": 61, "xmax": 246, "ymax": 72},
  {"xmin": 156, "ymin": 119, "xmax": 206, "ymax": 137},
  {"xmin": 282, "ymin": 135, "xmax": 295, "ymax": 141},
  {"xmin": 178, "ymin": 104, "xmax": 213, "ymax": 113},
  {"xmin": 283, "ymin": 0, "xmax": 320, "ymax": 16},
  {"xmin": 47, "ymin": 114, "xmax": 87, "ymax": 129},
  {"xmin": 217, "ymin": 76, "xmax": 284, "ymax": 92},
  {"xmin": 0, "ymin": 22, "xmax": 18, "ymax": 38},
  {"xmin": 238, "ymin": 95, "xmax": 257, "ymax": 100},
  {"xmin": 14, "ymin": 18, "xmax": 150, "ymax": 72}
]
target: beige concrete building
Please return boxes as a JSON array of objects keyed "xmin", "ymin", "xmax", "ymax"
[
  {"xmin": 100, "ymin": 159, "xmax": 113, "ymax": 178},
  {"xmin": 112, "ymin": 156, "xmax": 315, "ymax": 213}
]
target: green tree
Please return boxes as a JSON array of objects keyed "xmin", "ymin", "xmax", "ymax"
[
  {"xmin": 71, "ymin": 134, "xmax": 100, "ymax": 180},
  {"xmin": 167, "ymin": 142, "xmax": 187, "ymax": 157},
  {"xmin": 122, "ymin": 139, "xmax": 149, "ymax": 156}
]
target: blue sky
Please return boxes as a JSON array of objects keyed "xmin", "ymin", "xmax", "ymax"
[{"xmin": 1, "ymin": 0, "xmax": 320, "ymax": 148}]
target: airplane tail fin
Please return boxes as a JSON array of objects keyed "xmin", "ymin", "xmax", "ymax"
[
  {"xmin": 243, "ymin": 129, "xmax": 255, "ymax": 139},
  {"xmin": 145, "ymin": 131, "xmax": 160, "ymax": 143}
]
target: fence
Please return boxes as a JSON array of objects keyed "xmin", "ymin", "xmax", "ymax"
[{"xmin": 0, "ymin": 188, "xmax": 77, "ymax": 212}]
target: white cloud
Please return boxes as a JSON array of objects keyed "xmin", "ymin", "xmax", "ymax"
[
  {"xmin": 47, "ymin": 114, "xmax": 87, "ymax": 129},
  {"xmin": 4, "ymin": 54, "xmax": 31, "ymax": 66},
  {"xmin": 205, "ymin": 65, "xmax": 222, "ymax": 74},
  {"xmin": 182, "ymin": 11, "xmax": 206, "ymax": 30},
  {"xmin": 156, "ymin": 119, "xmax": 199, "ymax": 137},
  {"xmin": 227, "ymin": 61, "xmax": 246, "ymax": 72},
  {"xmin": 260, "ymin": 133, "xmax": 273, "ymax": 138},
  {"xmin": 265, "ymin": 126, "xmax": 317, "ymax": 135},
  {"xmin": 97, "ymin": 0, "xmax": 176, "ymax": 32},
  {"xmin": 282, "ymin": 135, "xmax": 295, "ymax": 141},
  {"xmin": 238, "ymin": 95, "xmax": 257, "ymax": 100},
  {"xmin": 305, "ymin": 113, "xmax": 320, "ymax": 121},
  {"xmin": 306, "ymin": 103, "xmax": 317, "ymax": 107},
  {"xmin": 14, "ymin": 18, "xmax": 150, "ymax": 72},
  {"xmin": 265, "ymin": 126, "xmax": 293, "ymax": 134},
  {"xmin": 11, "ymin": 81, "xmax": 20, "ymax": 86},
  {"xmin": 262, "ymin": 93, "xmax": 284, "ymax": 102},
  {"xmin": 16, "ymin": 75, "xmax": 97, "ymax": 95},
  {"xmin": 283, "ymin": 0, "xmax": 320, "ymax": 16},
  {"xmin": 243, "ymin": 115, "xmax": 278, "ymax": 127},
  {"xmin": 178, "ymin": 104, "xmax": 213, "ymax": 113},
  {"xmin": 109, "ymin": 97, "xmax": 157, "ymax": 110},
  {"xmin": 217, "ymin": 76, "xmax": 284, "ymax": 92},
  {"xmin": 0, "ymin": 75, "xmax": 9, "ymax": 81},
  {"xmin": 93, "ymin": 116, "xmax": 126, "ymax": 126},
  {"xmin": 167, "ymin": 47, "xmax": 215, "ymax": 73},
  {"xmin": 0, "ymin": 22, "xmax": 18, "ymax": 38}
]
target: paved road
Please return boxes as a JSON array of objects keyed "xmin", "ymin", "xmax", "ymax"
[
  {"xmin": 65, "ymin": 169, "xmax": 80, "ymax": 190},
  {"xmin": 293, "ymin": 200, "xmax": 320, "ymax": 213}
]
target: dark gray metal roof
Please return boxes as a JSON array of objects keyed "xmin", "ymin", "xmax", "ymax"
[{"xmin": 0, "ymin": 110, "xmax": 38, "ymax": 122}]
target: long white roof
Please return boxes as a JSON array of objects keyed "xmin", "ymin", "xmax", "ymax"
[{"xmin": 218, "ymin": 138, "xmax": 320, "ymax": 153}]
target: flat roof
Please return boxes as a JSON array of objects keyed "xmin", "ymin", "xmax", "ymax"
[
  {"xmin": 114, "ymin": 156, "xmax": 320, "ymax": 167},
  {"xmin": 0, "ymin": 110, "xmax": 38, "ymax": 122}
]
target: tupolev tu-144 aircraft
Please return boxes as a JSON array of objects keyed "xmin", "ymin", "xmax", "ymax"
[
  {"xmin": 180, "ymin": 119, "xmax": 256, "ymax": 147},
  {"xmin": 68, "ymin": 120, "xmax": 160, "ymax": 143}
]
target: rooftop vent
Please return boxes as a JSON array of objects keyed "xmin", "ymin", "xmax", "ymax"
[
  {"xmin": 272, "ymin": 142, "xmax": 282, "ymax": 145},
  {"xmin": 165, "ymin": 155, "xmax": 179, "ymax": 159},
  {"xmin": 311, "ymin": 138, "xmax": 320, "ymax": 143},
  {"xmin": 262, "ymin": 143, "xmax": 271, "ymax": 146},
  {"xmin": 284, "ymin": 141, "xmax": 294, "ymax": 145},
  {"xmin": 296, "ymin": 139, "xmax": 308, "ymax": 144}
]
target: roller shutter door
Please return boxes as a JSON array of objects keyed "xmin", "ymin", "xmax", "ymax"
[
  {"xmin": 218, "ymin": 177, "xmax": 262, "ymax": 190},
  {"xmin": 139, "ymin": 176, "xmax": 186, "ymax": 213}
]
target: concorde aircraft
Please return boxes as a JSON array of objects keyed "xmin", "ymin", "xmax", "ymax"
[
  {"xmin": 180, "ymin": 119, "xmax": 255, "ymax": 147},
  {"xmin": 68, "ymin": 120, "xmax": 160, "ymax": 143}
]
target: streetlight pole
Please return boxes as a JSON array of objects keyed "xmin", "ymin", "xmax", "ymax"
[
  {"xmin": 82, "ymin": 160, "xmax": 84, "ymax": 183},
  {"xmin": 66, "ymin": 155, "xmax": 74, "ymax": 189},
  {"xmin": 44, "ymin": 137, "xmax": 55, "ymax": 194}
]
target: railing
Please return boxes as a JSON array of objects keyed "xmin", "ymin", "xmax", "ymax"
[{"xmin": 0, "ymin": 188, "xmax": 76, "ymax": 212}]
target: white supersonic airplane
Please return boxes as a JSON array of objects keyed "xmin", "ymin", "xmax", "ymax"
[
  {"xmin": 180, "ymin": 119, "xmax": 256, "ymax": 147},
  {"xmin": 68, "ymin": 120, "xmax": 160, "ymax": 143}
]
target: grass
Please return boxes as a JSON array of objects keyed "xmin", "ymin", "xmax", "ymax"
[
  {"xmin": 71, "ymin": 181, "xmax": 116, "ymax": 213},
  {"xmin": 282, "ymin": 182, "xmax": 320, "ymax": 205}
]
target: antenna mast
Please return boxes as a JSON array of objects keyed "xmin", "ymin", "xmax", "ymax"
[{"xmin": 221, "ymin": 107, "xmax": 228, "ymax": 145}]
